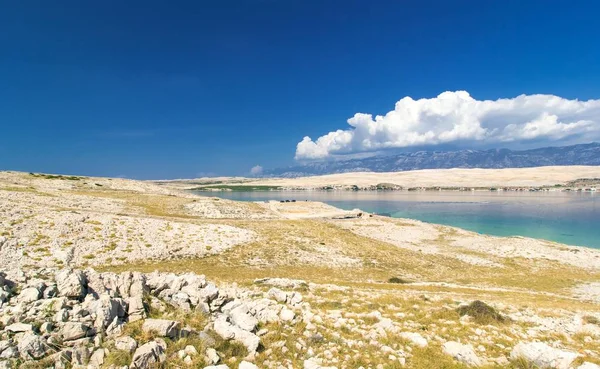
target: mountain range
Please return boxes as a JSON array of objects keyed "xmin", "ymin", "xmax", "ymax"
[{"xmin": 263, "ymin": 143, "xmax": 600, "ymax": 177}]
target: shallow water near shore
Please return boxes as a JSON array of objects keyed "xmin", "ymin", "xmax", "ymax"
[{"xmin": 195, "ymin": 190, "xmax": 600, "ymax": 249}]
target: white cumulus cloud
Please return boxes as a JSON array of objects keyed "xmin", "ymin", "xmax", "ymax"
[
  {"xmin": 295, "ymin": 91, "xmax": 600, "ymax": 160},
  {"xmin": 250, "ymin": 165, "xmax": 263, "ymax": 176}
]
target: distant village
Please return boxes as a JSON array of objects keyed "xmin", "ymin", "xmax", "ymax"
[{"xmin": 274, "ymin": 179, "xmax": 600, "ymax": 193}]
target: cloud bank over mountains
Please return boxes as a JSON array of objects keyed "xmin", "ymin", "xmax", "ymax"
[{"xmin": 295, "ymin": 91, "xmax": 600, "ymax": 160}]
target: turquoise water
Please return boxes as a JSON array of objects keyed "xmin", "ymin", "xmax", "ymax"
[{"xmin": 194, "ymin": 190, "xmax": 600, "ymax": 249}]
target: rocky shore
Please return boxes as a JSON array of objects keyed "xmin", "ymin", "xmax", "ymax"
[{"xmin": 1, "ymin": 170, "xmax": 600, "ymax": 368}]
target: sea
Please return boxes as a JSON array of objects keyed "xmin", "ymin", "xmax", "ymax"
[{"xmin": 193, "ymin": 190, "xmax": 600, "ymax": 249}]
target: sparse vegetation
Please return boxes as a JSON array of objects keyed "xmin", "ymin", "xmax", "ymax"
[{"xmin": 457, "ymin": 300, "xmax": 507, "ymax": 325}]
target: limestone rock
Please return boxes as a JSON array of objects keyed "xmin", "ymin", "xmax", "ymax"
[
  {"xmin": 115, "ymin": 336, "xmax": 138, "ymax": 353},
  {"xmin": 17, "ymin": 333, "xmax": 49, "ymax": 360},
  {"xmin": 280, "ymin": 308, "xmax": 295, "ymax": 322},
  {"xmin": 88, "ymin": 348, "xmax": 105, "ymax": 369},
  {"xmin": 443, "ymin": 341, "xmax": 481, "ymax": 366},
  {"xmin": 213, "ymin": 315, "xmax": 260, "ymax": 353},
  {"xmin": 131, "ymin": 339, "xmax": 167, "ymax": 369},
  {"xmin": 128, "ymin": 295, "xmax": 147, "ymax": 322},
  {"xmin": 142, "ymin": 319, "xmax": 181, "ymax": 339},
  {"xmin": 510, "ymin": 342, "xmax": 579, "ymax": 369},
  {"xmin": 61, "ymin": 322, "xmax": 92, "ymax": 341},
  {"xmin": 5, "ymin": 323, "xmax": 33, "ymax": 333},
  {"xmin": 55, "ymin": 269, "xmax": 87, "ymax": 298},
  {"xmin": 17, "ymin": 287, "xmax": 41, "ymax": 303},
  {"xmin": 206, "ymin": 347, "xmax": 220, "ymax": 364},
  {"xmin": 400, "ymin": 332, "xmax": 428, "ymax": 347},
  {"xmin": 579, "ymin": 363, "xmax": 600, "ymax": 369},
  {"xmin": 239, "ymin": 361, "xmax": 258, "ymax": 369}
]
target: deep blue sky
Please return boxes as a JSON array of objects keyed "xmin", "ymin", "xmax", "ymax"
[{"xmin": 1, "ymin": 1, "xmax": 600, "ymax": 179}]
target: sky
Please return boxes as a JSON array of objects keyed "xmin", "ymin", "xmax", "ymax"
[{"xmin": 1, "ymin": 1, "xmax": 600, "ymax": 179}]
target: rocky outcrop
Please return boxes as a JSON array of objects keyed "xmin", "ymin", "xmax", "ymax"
[{"xmin": 0, "ymin": 268, "xmax": 304, "ymax": 368}]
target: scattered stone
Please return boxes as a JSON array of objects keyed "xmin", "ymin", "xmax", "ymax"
[
  {"xmin": 443, "ymin": 341, "xmax": 482, "ymax": 366},
  {"xmin": 115, "ymin": 336, "xmax": 138, "ymax": 353},
  {"xmin": 17, "ymin": 333, "xmax": 49, "ymax": 360},
  {"xmin": 55, "ymin": 269, "xmax": 87, "ymax": 298},
  {"xmin": 142, "ymin": 318, "xmax": 181, "ymax": 339},
  {"xmin": 61, "ymin": 322, "xmax": 92, "ymax": 341},
  {"xmin": 239, "ymin": 361, "xmax": 258, "ymax": 369},
  {"xmin": 510, "ymin": 342, "xmax": 579, "ymax": 369},
  {"xmin": 400, "ymin": 332, "xmax": 428, "ymax": 347},
  {"xmin": 5, "ymin": 322, "xmax": 33, "ymax": 333},
  {"xmin": 206, "ymin": 348, "xmax": 220, "ymax": 364},
  {"xmin": 131, "ymin": 339, "xmax": 167, "ymax": 368}
]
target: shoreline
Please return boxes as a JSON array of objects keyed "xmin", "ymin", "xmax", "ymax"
[{"xmin": 3, "ymin": 170, "xmax": 600, "ymax": 367}]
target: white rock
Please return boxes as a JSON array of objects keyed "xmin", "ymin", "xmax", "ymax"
[
  {"xmin": 400, "ymin": 332, "xmax": 428, "ymax": 348},
  {"xmin": 61, "ymin": 322, "xmax": 91, "ymax": 341},
  {"xmin": 267, "ymin": 288, "xmax": 288, "ymax": 303},
  {"xmin": 5, "ymin": 323, "xmax": 33, "ymax": 333},
  {"xmin": 579, "ymin": 363, "xmax": 600, "ymax": 369},
  {"xmin": 213, "ymin": 315, "xmax": 260, "ymax": 353},
  {"xmin": 510, "ymin": 342, "xmax": 579, "ymax": 369},
  {"xmin": 280, "ymin": 308, "xmax": 295, "ymax": 322},
  {"xmin": 17, "ymin": 333, "xmax": 49, "ymax": 360},
  {"xmin": 142, "ymin": 319, "xmax": 181, "ymax": 338},
  {"xmin": 184, "ymin": 345, "xmax": 198, "ymax": 356},
  {"xmin": 18, "ymin": 287, "xmax": 41, "ymax": 303},
  {"xmin": 204, "ymin": 365, "xmax": 229, "ymax": 369},
  {"xmin": 115, "ymin": 336, "xmax": 138, "ymax": 353},
  {"xmin": 239, "ymin": 361, "xmax": 259, "ymax": 369},
  {"xmin": 443, "ymin": 341, "xmax": 481, "ymax": 366},
  {"xmin": 128, "ymin": 295, "xmax": 147, "ymax": 322},
  {"xmin": 224, "ymin": 302, "xmax": 258, "ymax": 332},
  {"xmin": 88, "ymin": 348, "xmax": 105, "ymax": 369},
  {"xmin": 55, "ymin": 269, "xmax": 87, "ymax": 298},
  {"xmin": 206, "ymin": 347, "xmax": 220, "ymax": 364},
  {"xmin": 131, "ymin": 339, "xmax": 167, "ymax": 368}
]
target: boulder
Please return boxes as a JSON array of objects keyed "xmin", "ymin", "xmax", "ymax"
[
  {"xmin": 88, "ymin": 348, "xmax": 105, "ymax": 369},
  {"xmin": 205, "ymin": 347, "xmax": 219, "ymax": 364},
  {"xmin": 71, "ymin": 345, "xmax": 90, "ymax": 366},
  {"xmin": 204, "ymin": 366, "xmax": 229, "ymax": 369},
  {"xmin": 142, "ymin": 319, "xmax": 181, "ymax": 339},
  {"xmin": 280, "ymin": 308, "xmax": 295, "ymax": 322},
  {"xmin": 5, "ymin": 323, "xmax": 33, "ymax": 333},
  {"xmin": 86, "ymin": 295, "xmax": 125, "ymax": 330},
  {"xmin": 400, "ymin": 332, "xmax": 428, "ymax": 347},
  {"xmin": 239, "ymin": 361, "xmax": 259, "ymax": 369},
  {"xmin": 0, "ymin": 346, "xmax": 18, "ymax": 359},
  {"xmin": 213, "ymin": 315, "xmax": 260, "ymax": 353},
  {"xmin": 61, "ymin": 322, "xmax": 92, "ymax": 341},
  {"xmin": 224, "ymin": 302, "xmax": 258, "ymax": 332},
  {"xmin": 510, "ymin": 342, "xmax": 579, "ymax": 369},
  {"xmin": 579, "ymin": 363, "xmax": 600, "ymax": 369},
  {"xmin": 267, "ymin": 288, "xmax": 288, "ymax": 303},
  {"xmin": 128, "ymin": 295, "xmax": 147, "ymax": 322},
  {"xmin": 131, "ymin": 339, "xmax": 167, "ymax": 368},
  {"xmin": 443, "ymin": 341, "xmax": 481, "ymax": 366},
  {"xmin": 115, "ymin": 336, "xmax": 138, "ymax": 353},
  {"xmin": 17, "ymin": 287, "xmax": 41, "ymax": 303},
  {"xmin": 17, "ymin": 333, "xmax": 49, "ymax": 360},
  {"xmin": 55, "ymin": 269, "xmax": 87, "ymax": 298}
]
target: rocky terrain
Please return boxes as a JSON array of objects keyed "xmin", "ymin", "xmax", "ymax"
[{"xmin": 2, "ymin": 170, "xmax": 600, "ymax": 368}]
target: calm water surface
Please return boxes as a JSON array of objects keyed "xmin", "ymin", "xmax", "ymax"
[{"xmin": 194, "ymin": 190, "xmax": 600, "ymax": 249}]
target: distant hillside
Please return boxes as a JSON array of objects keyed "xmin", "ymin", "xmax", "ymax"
[{"xmin": 264, "ymin": 143, "xmax": 600, "ymax": 177}]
